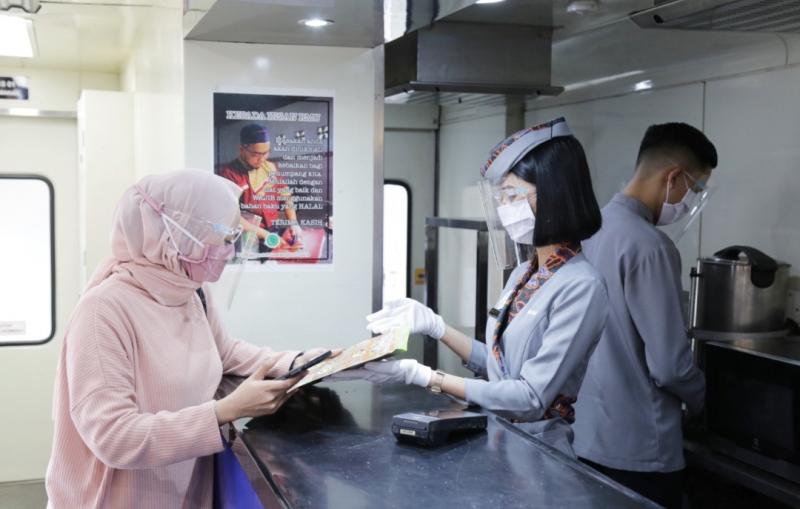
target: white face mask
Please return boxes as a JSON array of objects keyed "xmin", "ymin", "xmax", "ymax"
[
  {"xmin": 657, "ymin": 174, "xmax": 697, "ymax": 226},
  {"xmin": 496, "ymin": 200, "xmax": 535, "ymax": 244}
]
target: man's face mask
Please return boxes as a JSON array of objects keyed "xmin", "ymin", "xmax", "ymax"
[{"xmin": 657, "ymin": 172, "xmax": 707, "ymax": 226}]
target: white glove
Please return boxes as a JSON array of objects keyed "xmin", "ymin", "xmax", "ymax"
[
  {"xmin": 327, "ymin": 359, "xmax": 432, "ymax": 387},
  {"xmin": 366, "ymin": 298, "xmax": 446, "ymax": 340}
]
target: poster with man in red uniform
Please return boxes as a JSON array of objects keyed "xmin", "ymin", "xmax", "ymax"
[{"xmin": 213, "ymin": 92, "xmax": 333, "ymax": 265}]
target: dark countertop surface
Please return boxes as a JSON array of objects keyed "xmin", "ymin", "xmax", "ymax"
[{"xmin": 226, "ymin": 380, "xmax": 659, "ymax": 509}]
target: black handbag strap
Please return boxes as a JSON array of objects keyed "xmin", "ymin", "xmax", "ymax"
[{"xmin": 196, "ymin": 288, "xmax": 208, "ymax": 316}]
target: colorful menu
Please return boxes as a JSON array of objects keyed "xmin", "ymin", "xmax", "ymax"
[{"xmin": 291, "ymin": 328, "xmax": 409, "ymax": 390}]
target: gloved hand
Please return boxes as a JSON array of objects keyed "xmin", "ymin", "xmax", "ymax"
[
  {"xmin": 327, "ymin": 359, "xmax": 432, "ymax": 387},
  {"xmin": 366, "ymin": 298, "xmax": 446, "ymax": 340}
]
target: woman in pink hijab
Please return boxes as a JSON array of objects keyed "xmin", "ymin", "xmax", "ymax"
[{"xmin": 46, "ymin": 170, "xmax": 321, "ymax": 508}]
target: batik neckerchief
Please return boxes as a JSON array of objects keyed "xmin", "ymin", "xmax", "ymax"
[
  {"xmin": 490, "ymin": 243, "xmax": 581, "ymax": 422},
  {"xmin": 507, "ymin": 244, "xmax": 580, "ymax": 323}
]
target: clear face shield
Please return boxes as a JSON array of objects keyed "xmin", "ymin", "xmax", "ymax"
[
  {"xmin": 135, "ymin": 184, "xmax": 243, "ymax": 283},
  {"xmin": 159, "ymin": 208, "xmax": 243, "ymax": 258},
  {"xmin": 479, "ymin": 179, "xmax": 536, "ymax": 271},
  {"xmin": 136, "ymin": 184, "xmax": 242, "ymax": 259},
  {"xmin": 658, "ymin": 171, "xmax": 717, "ymax": 243},
  {"xmin": 478, "ymin": 117, "xmax": 572, "ymax": 271}
]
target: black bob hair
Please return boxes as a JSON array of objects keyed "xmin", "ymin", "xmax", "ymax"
[
  {"xmin": 510, "ymin": 136, "xmax": 601, "ymax": 247},
  {"xmin": 636, "ymin": 122, "xmax": 718, "ymax": 170}
]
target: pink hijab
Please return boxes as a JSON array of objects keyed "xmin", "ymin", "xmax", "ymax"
[{"xmin": 87, "ymin": 170, "xmax": 242, "ymax": 306}]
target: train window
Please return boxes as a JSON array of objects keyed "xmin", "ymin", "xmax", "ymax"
[
  {"xmin": 0, "ymin": 176, "xmax": 55, "ymax": 346},
  {"xmin": 382, "ymin": 181, "xmax": 410, "ymax": 304}
]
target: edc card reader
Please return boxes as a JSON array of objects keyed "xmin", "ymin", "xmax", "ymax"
[{"xmin": 391, "ymin": 410, "xmax": 487, "ymax": 447}]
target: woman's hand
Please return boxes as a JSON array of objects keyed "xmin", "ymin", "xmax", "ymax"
[
  {"xmin": 215, "ymin": 359, "xmax": 301, "ymax": 424},
  {"xmin": 366, "ymin": 299, "xmax": 446, "ymax": 339}
]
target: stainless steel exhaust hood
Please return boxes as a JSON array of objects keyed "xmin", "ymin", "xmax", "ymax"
[
  {"xmin": 631, "ymin": 0, "xmax": 800, "ymax": 34},
  {"xmin": 385, "ymin": 20, "xmax": 562, "ymax": 97}
]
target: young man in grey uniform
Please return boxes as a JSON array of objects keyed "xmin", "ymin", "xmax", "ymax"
[{"xmin": 573, "ymin": 123, "xmax": 717, "ymax": 508}]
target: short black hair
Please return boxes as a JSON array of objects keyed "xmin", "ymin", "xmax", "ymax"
[
  {"xmin": 636, "ymin": 122, "xmax": 717, "ymax": 171},
  {"xmin": 510, "ymin": 136, "xmax": 601, "ymax": 247}
]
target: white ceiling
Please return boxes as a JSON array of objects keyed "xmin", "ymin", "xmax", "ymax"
[{"xmin": 0, "ymin": 0, "xmax": 177, "ymax": 73}]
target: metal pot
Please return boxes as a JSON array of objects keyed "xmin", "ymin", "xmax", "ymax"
[{"xmin": 689, "ymin": 245, "xmax": 790, "ymax": 334}]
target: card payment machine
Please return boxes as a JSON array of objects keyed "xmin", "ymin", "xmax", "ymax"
[{"xmin": 392, "ymin": 410, "xmax": 487, "ymax": 447}]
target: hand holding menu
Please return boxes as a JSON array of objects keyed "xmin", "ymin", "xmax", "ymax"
[{"xmin": 291, "ymin": 328, "xmax": 409, "ymax": 390}]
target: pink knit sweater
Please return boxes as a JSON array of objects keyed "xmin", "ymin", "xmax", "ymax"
[
  {"xmin": 45, "ymin": 267, "xmax": 298, "ymax": 508},
  {"xmin": 45, "ymin": 172, "xmax": 301, "ymax": 507}
]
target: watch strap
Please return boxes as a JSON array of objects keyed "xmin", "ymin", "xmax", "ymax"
[{"xmin": 428, "ymin": 370, "xmax": 446, "ymax": 393}]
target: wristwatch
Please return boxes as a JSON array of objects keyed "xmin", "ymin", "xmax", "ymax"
[{"xmin": 427, "ymin": 370, "xmax": 446, "ymax": 394}]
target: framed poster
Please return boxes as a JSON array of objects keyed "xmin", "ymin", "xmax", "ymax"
[{"xmin": 213, "ymin": 92, "xmax": 333, "ymax": 266}]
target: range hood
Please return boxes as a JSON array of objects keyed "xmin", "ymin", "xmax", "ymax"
[
  {"xmin": 385, "ymin": 20, "xmax": 562, "ymax": 97},
  {"xmin": 631, "ymin": 0, "xmax": 800, "ymax": 34}
]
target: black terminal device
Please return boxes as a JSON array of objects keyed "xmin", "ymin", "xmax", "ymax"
[{"xmin": 392, "ymin": 409, "xmax": 487, "ymax": 447}]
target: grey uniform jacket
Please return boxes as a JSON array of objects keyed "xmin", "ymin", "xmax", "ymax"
[
  {"xmin": 573, "ymin": 193, "xmax": 705, "ymax": 473},
  {"xmin": 463, "ymin": 253, "xmax": 608, "ymax": 450}
]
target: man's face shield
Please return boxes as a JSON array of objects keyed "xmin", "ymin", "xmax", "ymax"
[
  {"xmin": 659, "ymin": 170, "xmax": 717, "ymax": 243},
  {"xmin": 479, "ymin": 178, "xmax": 536, "ymax": 271}
]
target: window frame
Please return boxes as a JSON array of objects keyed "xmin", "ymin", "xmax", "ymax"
[
  {"xmin": 0, "ymin": 174, "xmax": 56, "ymax": 346},
  {"xmin": 383, "ymin": 179, "xmax": 412, "ymax": 299}
]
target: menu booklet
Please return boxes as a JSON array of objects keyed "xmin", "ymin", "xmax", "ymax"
[{"xmin": 291, "ymin": 327, "xmax": 409, "ymax": 390}]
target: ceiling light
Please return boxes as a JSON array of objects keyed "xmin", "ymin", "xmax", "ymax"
[
  {"xmin": 299, "ymin": 18, "xmax": 334, "ymax": 28},
  {"xmin": 0, "ymin": 15, "xmax": 36, "ymax": 58},
  {"xmin": 476, "ymin": 0, "xmax": 505, "ymax": 4},
  {"xmin": 566, "ymin": 0, "xmax": 598, "ymax": 15},
  {"xmin": 254, "ymin": 56, "xmax": 270, "ymax": 70},
  {"xmin": 634, "ymin": 80, "xmax": 653, "ymax": 91}
]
